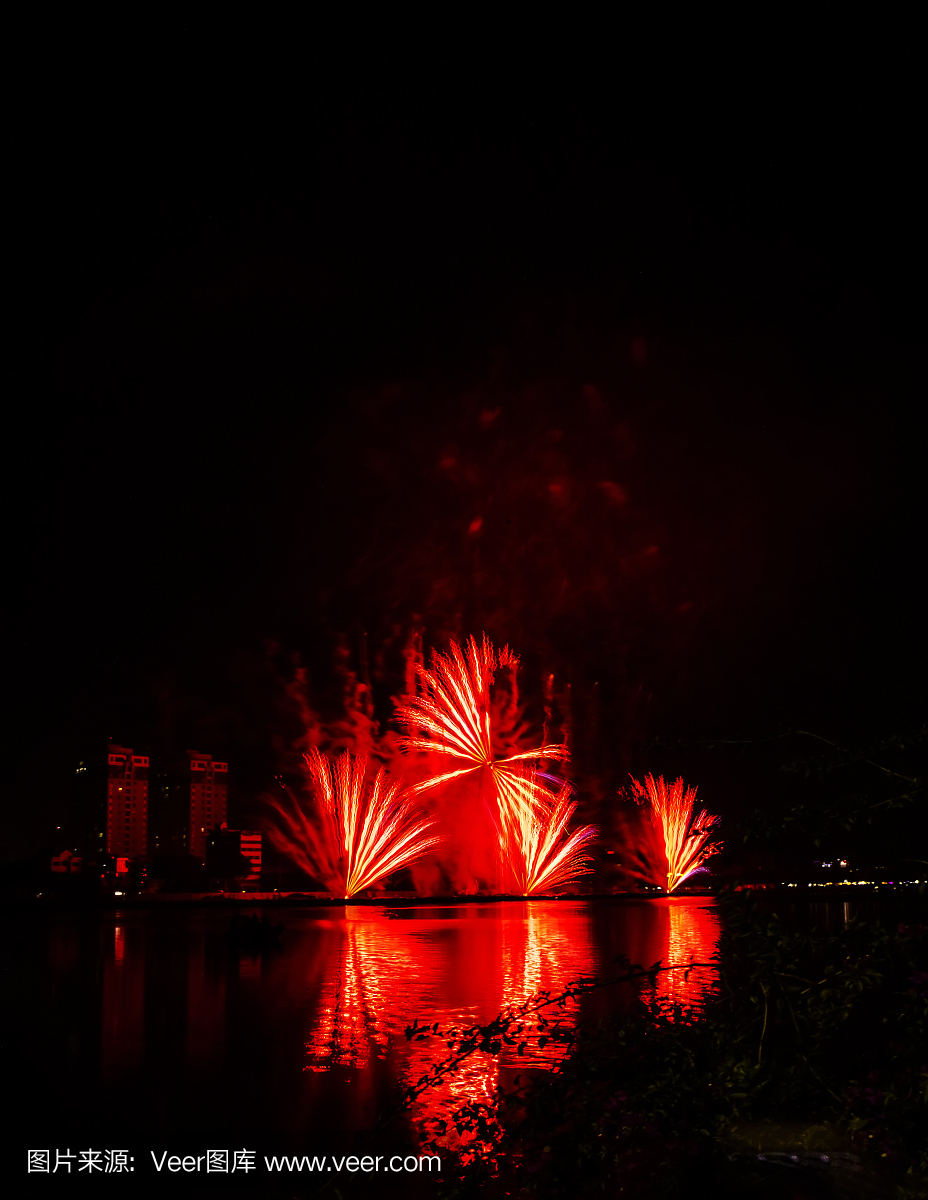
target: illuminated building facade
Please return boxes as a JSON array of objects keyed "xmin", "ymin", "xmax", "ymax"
[
  {"xmin": 239, "ymin": 832, "xmax": 262, "ymax": 882},
  {"xmin": 106, "ymin": 745, "xmax": 149, "ymax": 857},
  {"xmin": 188, "ymin": 751, "xmax": 228, "ymax": 859}
]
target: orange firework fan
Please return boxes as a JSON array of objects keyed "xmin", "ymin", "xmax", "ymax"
[
  {"xmin": 630, "ymin": 773, "xmax": 722, "ymax": 893},
  {"xmin": 395, "ymin": 635, "xmax": 567, "ymax": 818},
  {"xmin": 498, "ymin": 777, "xmax": 597, "ymax": 895},
  {"xmin": 265, "ymin": 749, "xmax": 442, "ymax": 899}
]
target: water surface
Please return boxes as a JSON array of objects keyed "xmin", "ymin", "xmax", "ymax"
[{"xmin": 8, "ymin": 898, "xmax": 722, "ymax": 1149}]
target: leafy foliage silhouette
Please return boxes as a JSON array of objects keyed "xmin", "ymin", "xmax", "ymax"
[{"xmin": 398, "ymin": 890, "xmax": 927, "ymax": 1197}]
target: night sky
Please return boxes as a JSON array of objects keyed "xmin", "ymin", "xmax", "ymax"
[{"xmin": 6, "ymin": 23, "xmax": 924, "ymax": 862}]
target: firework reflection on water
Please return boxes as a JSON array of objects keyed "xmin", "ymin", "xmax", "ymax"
[
  {"xmin": 304, "ymin": 903, "xmax": 595, "ymax": 1140},
  {"xmin": 50, "ymin": 900, "xmax": 724, "ymax": 1147},
  {"xmin": 643, "ymin": 899, "xmax": 722, "ymax": 1020},
  {"xmin": 302, "ymin": 899, "xmax": 722, "ymax": 1146}
]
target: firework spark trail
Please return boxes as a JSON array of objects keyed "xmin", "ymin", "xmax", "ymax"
[
  {"xmin": 498, "ymin": 777, "xmax": 597, "ymax": 895},
  {"xmin": 630, "ymin": 773, "xmax": 722, "ymax": 893},
  {"xmin": 265, "ymin": 750, "xmax": 442, "ymax": 898},
  {"xmin": 395, "ymin": 636, "xmax": 567, "ymax": 811}
]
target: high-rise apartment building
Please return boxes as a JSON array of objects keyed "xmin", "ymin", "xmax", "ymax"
[
  {"xmin": 188, "ymin": 751, "xmax": 228, "ymax": 858},
  {"xmin": 106, "ymin": 745, "xmax": 149, "ymax": 858}
]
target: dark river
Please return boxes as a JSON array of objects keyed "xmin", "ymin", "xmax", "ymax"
[{"xmin": 8, "ymin": 898, "xmax": 723, "ymax": 1192}]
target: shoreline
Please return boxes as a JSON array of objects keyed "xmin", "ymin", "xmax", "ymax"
[{"xmin": 12, "ymin": 883, "xmax": 922, "ymax": 910}]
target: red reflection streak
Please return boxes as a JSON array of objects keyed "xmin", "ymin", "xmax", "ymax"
[
  {"xmin": 304, "ymin": 905, "xmax": 595, "ymax": 1142},
  {"xmin": 187, "ymin": 931, "xmax": 225, "ymax": 1064},
  {"xmin": 645, "ymin": 901, "xmax": 722, "ymax": 1020},
  {"xmin": 497, "ymin": 906, "xmax": 594, "ymax": 1065},
  {"xmin": 416, "ymin": 907, "xmax": 597, "ymax": 1145},
  {"xmin": 101, "ymin": 922, "xmax": 144, "ymax": 1076},
  {"xmin": 305, "ymin": 910, "xmax": 415, "ymax": 1071}
]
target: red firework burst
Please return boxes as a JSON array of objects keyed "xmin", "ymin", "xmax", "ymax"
[
  {"xmin": 497, "ymin": 775, "xmax": 597, "ymax": 895},
  {"xmin": 265, "ymin": 749, "xmax": 442, "ymax": 898},
  {"xmin": 397, "ymin": 636, "xmax": 594, "ymax": 893},
  {"xmin": 395, "ymin": 635, "xmax": 567, "ymax": 816},
  {"xmin": 630, "ymin": 773, "xmax": 722, "ymax": 892}
]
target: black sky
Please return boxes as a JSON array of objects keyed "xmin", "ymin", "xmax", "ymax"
[{"xmin": 5, "ymin": 21, "xmax": 924, "ymax": 856}]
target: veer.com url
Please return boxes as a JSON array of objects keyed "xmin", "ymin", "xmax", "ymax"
[
  {"xmin": 263, "ymin": 1153, "xmax": 440, "ymax": 1174},
  {"xmin": 28, "ymin": 1149, "xmax": 442, "ymax": 1177}
]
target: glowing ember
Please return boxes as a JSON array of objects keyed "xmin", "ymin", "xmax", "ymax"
[
  {"xmin": 265, "ymin": 749, "xmax": 442, "ymax": 898},
  {"xmin": 630, "ymin": 773, "xmax": 722, "ymax": 893},
  {"xmin": 498, "ymin": 776, "xmax": 597, "ymax": 895}
]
